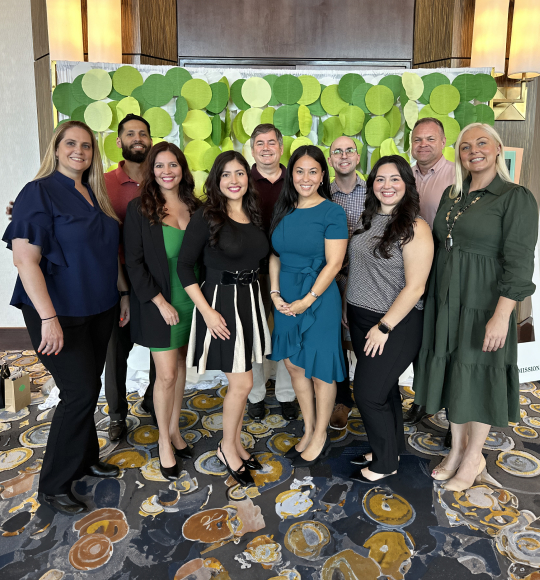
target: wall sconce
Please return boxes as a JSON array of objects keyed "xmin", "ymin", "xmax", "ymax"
[
  {"xmin": 471, "ymin": 0, "xmax": 540, "ymax": 120},
  {"xmin": 46, "ymin": 0, "xmax": 84, "ymax": 61},
  {"xmin": 87, "ymin": 0, "xmax": 122, "ymax": 63}
]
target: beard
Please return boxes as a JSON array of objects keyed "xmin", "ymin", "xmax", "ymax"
[{"xmin": 121, "ymin": 143, "xmax": 148, "ymax": 163}]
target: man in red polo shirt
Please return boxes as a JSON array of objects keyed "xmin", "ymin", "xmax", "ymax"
[{"xmin": 104, "ymin": 114, "xmax": 155, "ymax": 440}]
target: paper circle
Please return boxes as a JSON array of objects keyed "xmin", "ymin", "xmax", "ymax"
[
  {"xmin": 241, "ymin": 77, "xmax": 272, "ymax": 108},
  {"xmin": 113, "ymin": 66, "xmax": 143, "ymax": 96},
  {"xmin": 211, "ymin": 114, "xmax": 222, "ymax": 146},
  {"xmin": 370, "ymin": 147, "xmax": 381, "ymax": 169},
  {"xmin": 165, "ymin": 67, "xmax": 192, "ymax": 96},
  {"xmin": 83, "ymin": 101, "xmax": 112, "ymax": 132},
  {"xmin": 418, "ymin": 104, "xmax": 446, "ymax": 120},
  {"xmin": 116, "ymin": 96, "xmax": 140, "ymax": 120},
  {"xmin": 475, "ymin": 104, "xmax": 495, "ymax": 126},
  {"xmin": 71, "ymin": 74, "xmax": 96, "ymax": 106},
  {"xmin": 404, "ymin": 100, "xmax": 419, "ymax": 129},
  {"xmin": 81, "ymin": 69, "xmax": 112, "ymax": 101},
  {"xmin": 452, "ymin": 74, "xmax": 481, "ymax": 102},
  {"xmin": 175, "ymin": 96, "xmax": 189, "ymax": 125},
  {"xmin": 322, "ymin": 117, "xmax": 343, "ymax": 146},
  {"xmin": 338, "ymin": 73, "xmax": 365, "ymax": 104},
  {"xmin": 384, "ymin": 106, "xmax": 401, "ymax": 137},
  {"xmin": 203, "ymin": 146, "xmax": 222, "ymax": 172},
  {"xmin": 365, "ymin": 116, "xmax": 391, "ymax": 147},
  {"xmin": 298, "ymin": 104, "xmax": 313, "ymax": 136},
  {"xmin": 280, "ymin": 135, "xmax": 295, "ymax": 165},
  {"xmin": 290, "ymin": 136, "xmax": 314, "ymax": 155},
  {"xmin": 104, "ymin": 132, "xmax": 123, "ymax": 162},
  {"xmin": 420, "ymin": 72, "xmax": 450, "ymax": 104},
  {"xmin": 53, "ymin": 83, "xmax": 79, "ymax": 116},
  {"xmin": 107, "ymin": 71, "xmax": 124, "ymax": 101},
  {"xmin": 71, "ymin": 105, "xmax": 87, "ymax": 123},
  {"xmin": 298, "ymin": 75, "xmax": 321, "ymax": 106},
  {"xmin": 184, "ymin": 140, "xmax": 211, "ymax": 171},
  {"xmin": 273, "ymin": 74, "xmax": 303, "ymax": 105},
  {"xmin": 379, "ymin": 75, "xmax": 403, "ymax": 101},
  {"xmin": 400, "ymin": 86, "xmax": 409, "ymax": 108},
  {"xmin": 365, "ymin": 85, "xmax": 394, "ymax": 116},
  {"xmin": 108, "ymin": 101, "xmax": 119, "ymax": 131},
  {"xmin": 230, "ymin": 79, "xmax": 250, "ymax": 111},
  {"xmin": 192, "ymin": 170, "xmax": 208, "ymax": 200},
  {"xmin": 263, "ymin": 74, "xmax": 280, "ymax": 106},
  {"xmin": 352, "ymin": 82, "xmax": 374, "ymax": 114},
  {"xmin": 232, "ymin": 111, "xmax": 250, "ymax": 144},
  {"xmin": 143, "ymin": 107, "xmax": 172, "ymax": 138},
  {"xmin": 221, "ymin": 137, "xmax": 234, "ymax": 152},
  {"xmin": 130, "ymin": 86, "xmax": 152, "ymax": 114},
  {"xmin": 320, "ymin": 85, "xmax": 347, "ymax": 116},
  {"xmin": 141, "ymin": 74, "xmax": 174, "ymax": 107},
  {"xmin": 454, "ymin": 102, "xmax": 477, "ymax": 129},
  {"xmin": 181, "ymin": 79, "xmax": 212, "ymax": 110},
  {"xmin": 402, "ymin": 72, "xmax": 424, "ymax": 100},
  {"xmin": 443, "ymin": 147, "xmax": 455, "ymax": 162},
  {"xmin": 261, "ymin": 106, "xmax": 275, "ymax": 125},
  {"xmin": 430, "ymin": 84, "xmax": 461, "ymax": 114},
  {"xmin": 242, "ymin": 141, "xmax": 256, "ymax": 167},
  {"xmin": 439, "ymin": 116, "xmax": 461, "ymax": 145},
  {"xmin": 339, "ymin": 105, "xmax": 365, "ymax": 136},
  {"xmin": 307, "ymin": 84, "xmax": 327, "ymax": 117},
  {"xmin": 242, "ymin": 107, "xmax": 263, "ymax": 135},
  {"xmin": 474, "ymin": 74, "xmax": 498, "ymax": 103},
  {"xmin": 206, "ymin": 82, "xmax": 229, "ymax": 114},
  {"xmin": 380, "ymin": 137, "xmax": 400, "ymax": 157},
  {"xmin": 273, "ymin": 104, "xmax": 300, "ymax": 136},
  {"xmin": 182, "ymin": 110, "xmax": 212, "ymax": 140}
]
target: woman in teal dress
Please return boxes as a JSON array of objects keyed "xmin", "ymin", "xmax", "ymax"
[
  {"xmin": 413, "ymin": 123, "xmax": 538, "ymax": 492},
  {"xmin": 269, "ymin": 146, "xmax": 348, "ymax": 467},
  {"xmin": 124, "ymin": 142, "xmax": 201, "ymax": 480}
]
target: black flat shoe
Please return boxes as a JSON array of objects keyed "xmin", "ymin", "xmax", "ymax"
[
  {"xmin": 280, "ymin": 401, "xmax": 299, "ymax": 421},
  {"xmin": 350, "ymin": 454, "xmax": 372, "ymax": 468},
  {"xmin": 160, "ymin": 458, "xmax": 181, "ymax": 480},
  {"xmin": 217, "ymin": 443, "xmax": 254, "ymax": 487},
  {"xmin": 242, "ymin": 454, "xmax": 262, "ymax": 470},
  {"xmin": 403, "ymin": 403, "xmax": 430, "ymax": 426},
  {"xmin": 38, "ymin": 491, "xmax": 88, "ymax": 515},
  {"xmin": 292, "ymin": 436, "xmax": 331, "ymax": 468},
  {"xmin": 247, "ymin": 400, "xmax": 266, "ymax": 421},
  {"xmin": 108, "ymin": 420, "xmax": 127, "ymax": 442},
  {"xmin": 284, "ymin": 445, "xmax": 302, "ymax": 460},
  {"xmin": 173, "ymin": 444, "xmax": 193, "ymax": 459},
  {"xmin": 85, "ymin": 461, "xmax": 120, "ymax": 478},
  {"xmin": 351, "ymin": 469, "xmax": 397, "ymax": 483}
]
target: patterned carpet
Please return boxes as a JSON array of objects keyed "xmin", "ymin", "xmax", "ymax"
[{"xmin": 1, "ymin": 348, "xmax": 540, "ymax": 580}]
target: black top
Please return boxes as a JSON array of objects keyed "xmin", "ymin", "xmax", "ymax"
[
  {"xmin": 177, "ymin": 207, "xmax": 270, "ymax": 287},
  {"xmin": 251, "ymin": 164, "xmax": 286, "ymax": 233},
  {"xmin": 3, "ymin": 172, "xmax": 119, "ymax": 317}
]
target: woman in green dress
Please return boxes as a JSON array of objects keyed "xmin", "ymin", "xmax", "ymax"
[
  {"xmin": 413, "ymin": 123, "xmax": 538, "ymax": 492},
  {"xmin": 124, "ymin": 142, "xmax": 201, "ymax": 480}
]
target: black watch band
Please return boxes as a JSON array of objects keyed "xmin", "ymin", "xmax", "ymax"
[{"xmin": 377, "ymin": 321, "xmax": 391, "ymax": 334}]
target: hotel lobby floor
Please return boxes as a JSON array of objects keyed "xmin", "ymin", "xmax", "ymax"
[{"xmin": 1, "ymin": 349, "xmax": 540, "ymax": 579}]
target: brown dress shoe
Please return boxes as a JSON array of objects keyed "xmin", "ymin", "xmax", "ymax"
[{"xmin": 329, "ymin": 404, "xmax": 351, "ymax": 430}]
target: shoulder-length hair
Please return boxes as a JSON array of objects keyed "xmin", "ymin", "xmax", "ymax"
[
  {"xmin": 269, "ymin": 145, "xmax": 332, "ymax": 247},
  {"xmin": 139, "ymin": 141, "xmax": 200, "ymax": 225},
  {"xmin": 203, "ymin": 150, "xmax": 263, "ymax": 247},
  {"xmin": 452, "ymin": 122, "xmax": 511, "ymax": 199},
  {"xmin": 354, "ymin": 155, "xmax": 420, "ymax": 259},
  {"xmin": 35, "ymin": 120, "xmax": 119, "ymax": 222}
]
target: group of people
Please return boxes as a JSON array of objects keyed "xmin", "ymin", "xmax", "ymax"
[{"xmin": 3, "ymin": 108, "xmax": 537, "ymax": 515}]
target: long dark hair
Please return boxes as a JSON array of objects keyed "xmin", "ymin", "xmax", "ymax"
[
  {"xmin": 354, "ymin": 155, "xmax": 420, "ymax": 259},
  {"xmin": 140, "ymin": 141, "xmax": 200, "ymax": 225},
  {"xmin": 269, "ymin": 145, "xmax": 332, "ymax": 250},
  {"xmin": 203, "ymin": 150, "xmax": 263, "ymax": 247}
]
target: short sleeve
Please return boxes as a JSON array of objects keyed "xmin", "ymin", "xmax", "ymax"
[
  {"xmin": 2, "ymin": 180, "xmax": 67, "ymax": 272},
  {"xmin": 498, "ymin": 186, "xmax": 538, "ymax": 301},
  {"xmin": 324, "ymin": 202, "xmax": 348, "ymax": 240}
]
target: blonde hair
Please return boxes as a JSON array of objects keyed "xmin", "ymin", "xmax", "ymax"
[
  {"xmin": 35, "ymin": 121, "xmax": 120, "ymax": 222},
  {"xmin": 451, "ymin": 122, "xmax": 511, "ymax": 199}
]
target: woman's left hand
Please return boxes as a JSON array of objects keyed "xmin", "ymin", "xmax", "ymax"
[
  {"xmin": 288, "ymin": 299, "xmax": 309, "ymax": 316},
  {"xmin": 119, "ymin": 295, "xmax": 130, "ymax": 327},
  {"xmin": 364, "ymin": 325, "xmax": 389, "ymax": 357},
  {"xmin": 483, "ymin": 313, "xmax": 509, "ymax": 352}
]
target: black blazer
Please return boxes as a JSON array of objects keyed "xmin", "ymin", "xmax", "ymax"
[{"xmin": 124, "ymin": 197, "xmax": 172, "ymax": 348}]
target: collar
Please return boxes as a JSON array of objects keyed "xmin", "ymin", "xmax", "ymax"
[
  {"xmin": 331, "ymin": 174, "xmax": 365, "ymax": 195},
  {"xmin": 462, "ymin": 173, "xmax": 510, "ymax": 197},
  {"xmin": 251, "ymin": 163, "xmax": 286, "ymax": 183},
  {"xmin": 52, "ymin": 170, "xmax": 89, "ymax": 189},
  {"xmin": 115, "ymin": 160, "xmax": 138, "ymax": 185},
  {"xmin": 413, "ymin": 155, "xmax": 452, "ymax": 176}
]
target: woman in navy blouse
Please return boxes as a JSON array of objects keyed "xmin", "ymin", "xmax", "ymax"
[{"xmin": 3, "ymin": 121, "xmax": 128, "ymax": 516}]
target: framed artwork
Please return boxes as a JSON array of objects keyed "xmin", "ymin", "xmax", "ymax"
[{"xmin": 504, "ymin": 147, "xmax": 524, "ymax": 184}]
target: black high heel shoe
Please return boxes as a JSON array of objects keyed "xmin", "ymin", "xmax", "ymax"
[
  {"xmin": 160, "ymin": 458, "xmax": 181, "ymax": 480},
  {"xmin": 242, "ymin": 454, "xmax": 262, "ymax": 470},
  {"xmin": 173, "ymin": 444, "xmax": 192, "ymax": 459},
  {"xmin": 292, "ymin": 436, "xmax": 332, "ymax": 468},
  {"xmin": 284, "ymin": 445, "xmax": 303, "ymax": 460},
  {"xmin": 217, "ymin": 444, "xmax": 254, "ymax": 487}
]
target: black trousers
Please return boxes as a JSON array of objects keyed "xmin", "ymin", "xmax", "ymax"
[
  {"xmin": 335, "ymin": 344, "xmax": 354, "ymax": 407},
  {"xmin": 23, "ymin": 304, "xmax": 116, "ymax": 495},
  {"xmin": 104, "ymin": 302, "xmax": 156, "ymax": 421},
  {"xmin": 348, "ymin": 304, "xmax": 423, "ymax": 474}
]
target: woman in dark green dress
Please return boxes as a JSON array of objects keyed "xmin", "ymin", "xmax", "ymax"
[
  {"xmin": 413, "ymin": 123, "xmax": 538, "ymax": 492},
  {"xmin": 124, "ymin": 142, "xmax": 201, "ymax": 480}
]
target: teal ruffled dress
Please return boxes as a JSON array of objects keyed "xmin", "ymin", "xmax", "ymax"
[{"xmin": 269, "ymin": 200, "xmax": 348, "ymax": 383}]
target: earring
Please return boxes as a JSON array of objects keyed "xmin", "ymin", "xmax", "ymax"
[{"xmin": 320, "ymin": 181, "xmax": 323, "ymax": 186}]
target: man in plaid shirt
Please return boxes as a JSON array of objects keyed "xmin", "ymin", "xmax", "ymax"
[{"xmin": 328, "ymin": 136, "xmax": 367, "ymax": 429}]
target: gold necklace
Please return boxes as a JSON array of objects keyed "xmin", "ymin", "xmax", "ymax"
[{"xmin": 445, "ymin": 191, "xmax": 485, "ymax": 251}]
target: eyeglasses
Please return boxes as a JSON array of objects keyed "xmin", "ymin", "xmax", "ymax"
[{"xmin": 330, "ymin": 147, "xmax": 357, "ymax": 157}]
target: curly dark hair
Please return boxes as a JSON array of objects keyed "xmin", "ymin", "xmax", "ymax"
[
  {"xmin": 139, "ymin": 141, "xmax": 200, "ymax": 225},
  {"xmin": 354, "ymin": 155, "xmax": 420, "ymax": 259},
  {"xmin": 203, "ymin": 150, "xmax": 263, "ymax": 247},
  {"xmin": 269, "ymin": 145, "xmax": 332, "ymax": 254}
]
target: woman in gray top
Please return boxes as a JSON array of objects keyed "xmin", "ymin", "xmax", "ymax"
[{"xmin": 343, "ymin": 155, "xmax": 433, "ymax": 482}]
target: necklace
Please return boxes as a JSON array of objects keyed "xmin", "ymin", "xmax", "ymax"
[{"xmin": 445, "ymin": 191, "xmax": 485, "ymax": 251}]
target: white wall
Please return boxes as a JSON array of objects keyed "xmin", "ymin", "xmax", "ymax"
[{"xmin": 0, "ymin": 0, "xmax": 41, "ymax": 327}]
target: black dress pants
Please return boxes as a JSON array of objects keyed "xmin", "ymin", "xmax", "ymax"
[
  {"xmin": 335, "ymin": 343, "xmax": 354, "ymax": 408},
  {"xmin": 348, "ymin": 304, "xmax": 423, "ymax": 474},
  {"xmin": 23, "ymin": 304, "xmax": 115, "ymax": 495},
  {"xmin": 104, "ymin": 302, "xmax": 156, "ymax": 421}
]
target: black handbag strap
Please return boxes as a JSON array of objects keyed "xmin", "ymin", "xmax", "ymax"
[{"xmin": 0, "ymin": 361, "xmax": 11, "ymax": 380}]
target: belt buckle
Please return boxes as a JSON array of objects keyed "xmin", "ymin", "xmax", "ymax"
[{"xmin": 237, "ymin": 269, "xmax": 252, "ymax": 286}]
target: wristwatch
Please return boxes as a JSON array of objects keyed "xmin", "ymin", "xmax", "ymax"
[
  {"xmin": 377, "ymin": 320, "xmax": 392, "ymax": 334},
  {"xmin": 119, "ymin": 291, "xmax": 130, "ymax": 297}
]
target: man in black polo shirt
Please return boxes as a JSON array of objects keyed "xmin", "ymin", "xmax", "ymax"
[{"xmin": 248, "ymin": 124, "xmax": 298, "ymax": 421}]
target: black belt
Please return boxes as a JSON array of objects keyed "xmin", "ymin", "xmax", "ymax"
[{"xmin": 220, "ymin": 268, "xmax": 259, "ymax": 286}]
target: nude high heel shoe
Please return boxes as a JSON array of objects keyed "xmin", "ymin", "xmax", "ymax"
[
  {"xmin": 431, "ymin": 458, "xmax": 459, "ymax": 481},
  {"xmin": 442, "ymin": 455, "xmax": 486, "ymax": 492}
]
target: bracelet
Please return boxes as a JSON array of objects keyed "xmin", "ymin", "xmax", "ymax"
[
  {"xmin": 119, "ymin": 291, "xmax": 129, "ymax": 297},
  {"xmin": 270, "ymin": 290, "xmax": 281, "ymax": 296},
  {"xmin": 41, "ymin": 315, "xmax": 57, "ymax": 322},
  {"xmin": 309, "ymin": 290, "xmax": 320, "ymax": 299}
]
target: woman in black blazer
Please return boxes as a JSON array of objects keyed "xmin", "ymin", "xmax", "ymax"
[{"xmin": 124, "ymin": 142, "xmax": 201, "ymax": 480}]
